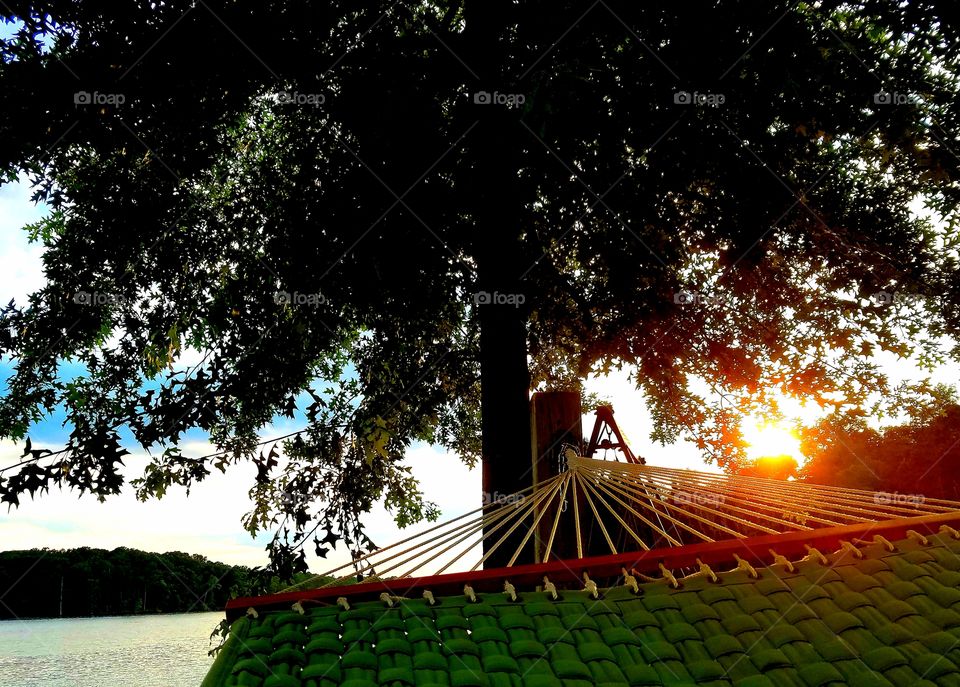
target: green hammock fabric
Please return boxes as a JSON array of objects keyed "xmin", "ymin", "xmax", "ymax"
[{"xmin": 203, "ymin": 531, "xmax": 960, "ymax": 687}]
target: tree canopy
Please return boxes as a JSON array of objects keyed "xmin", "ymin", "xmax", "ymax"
[
  {"xmin": 798, "ymin": 384, "xmax": 960, "ymax": 499},
  {"xmin": 1, "ymin": 1, "xmax": 959, "ymax": 573}
]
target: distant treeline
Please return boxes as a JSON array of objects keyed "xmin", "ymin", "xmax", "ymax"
[{"xmin": 0, "ymin": 547, "xmax": 320, "ymax": 619}]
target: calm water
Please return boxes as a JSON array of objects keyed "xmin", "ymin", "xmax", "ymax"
[{"xmin": 0, "ymin": 612, "xmax": 222, "ymax": 687}]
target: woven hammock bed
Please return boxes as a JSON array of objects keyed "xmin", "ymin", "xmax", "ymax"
[{"xmin": 202, "ymin": 453, "xmax": 960, "ymax": 687}]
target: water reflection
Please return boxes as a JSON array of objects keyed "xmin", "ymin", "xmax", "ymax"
[{"xmin": 0, "ymin": 612, "xmax": 221, "ymax": 687}]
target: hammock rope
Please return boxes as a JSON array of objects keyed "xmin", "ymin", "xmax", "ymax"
[{"xmin": 281, "ymin": 453, "xmax": 960, "ymax": 594}]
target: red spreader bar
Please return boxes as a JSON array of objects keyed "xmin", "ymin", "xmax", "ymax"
[{"xmin": 225, "ymin": 510, "xmax": 960, "ymax": 621}]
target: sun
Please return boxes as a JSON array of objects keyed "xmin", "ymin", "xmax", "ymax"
[{"xmin": 741, "ymin": 419, "xmax": 802, "ymax": 461}]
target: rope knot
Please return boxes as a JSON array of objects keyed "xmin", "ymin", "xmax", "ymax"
[
  {"xmin": 659, "ymin": 563, "xmax": 680, "ymax": 589},
  {"xmin": 583, "ymin": 572, "xmax": 599, "ymax": 599},
  {"xmin": 733, "ymin": 554, "xmax": 759, "ymax": 579},
  {"xmin": 838, "ymin": 540, "xmax": 863, "ymax": 559},
  {"xmin": 542, "ymin": 576, "xmax": 558, "ymax": 600},
  {"xmin": 804, "ymin": 545, "xmax": 829, "ymax": 565},
  {"xmin": 696, "ymin": 558, "xmax": 718, "ymax": 583},
  {"xmin": 768, "ymin": 549, "xmax": 794, "ymax": 573},
  {"xmin": 855, "ymin": 535, "xmax": 895, "ymax": 552}
]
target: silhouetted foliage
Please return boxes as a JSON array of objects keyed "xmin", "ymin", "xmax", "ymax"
[
  {"xmin": 736, "ymin": 455, "xmax": 800, "ymax": 481},
  {"xmin": 800, "ymin": 402, "xmax": 960, "ymax": 501},
  {"xmin": 1, "ymin": 2, "xmax": 959, "ymax": 570},
  {"xmin": 0, "ymin": 546, "xmax": 330, "ymax": 619},
  {"xmin": 733, "ymin": 385, "xmax": 960, "ymax": 502}
]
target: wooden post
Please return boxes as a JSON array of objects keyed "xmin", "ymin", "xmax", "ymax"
[{"xmin": 530, "ymin": 391, "xmax": 583, "ymax": 563}]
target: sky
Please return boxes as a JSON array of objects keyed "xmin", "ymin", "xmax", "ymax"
[{"xmin": 0, "ymin": 171, "xmax": 955, "ymax": 574}]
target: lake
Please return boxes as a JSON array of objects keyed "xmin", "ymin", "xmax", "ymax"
[{"xmin": 0, "ymin": 612, "xmax": 222, "ymax": 686}]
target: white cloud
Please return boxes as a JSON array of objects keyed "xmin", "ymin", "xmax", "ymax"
[
  {"xmin": 0, "ymin": 439, "xmax": 268, "ymax": 566},
  {"xmin": 0, "ymin": 176, "xmax": 48, "ymax": 305},
  {"xmin": 300, "ymin": 444, "xmax": 481, "ymax": 576},
  {"xmin": 0, "ymin": 438, "xmax": 482, "ymax": 572}
]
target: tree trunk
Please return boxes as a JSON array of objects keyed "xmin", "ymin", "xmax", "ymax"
[
  {"xmin": 465, "ymin": 0, "xmax": 534, "ymax": 569},
  {"xmin": 478, "ymin": 276, "xmax": 532, "ymax": 568},
  {"xmin": 474, "ymin": 141, "xmax": 531, "ymax": 569}
]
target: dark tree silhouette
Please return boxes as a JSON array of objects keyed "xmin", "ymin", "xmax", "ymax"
[
  {"xmin": 0, "ymin": 547, "xmax": 261, "ymax": 618},
  {"xmin": 736, "ymin": 455, "xmax": 800, "ymax": 481},
  {"xmin": 1, "ymin": 1, "xmax": 958, "ymax": 570},
  {"xmin": 800, "ymin": 386, "xmax": 960, "ymax": 500}
]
